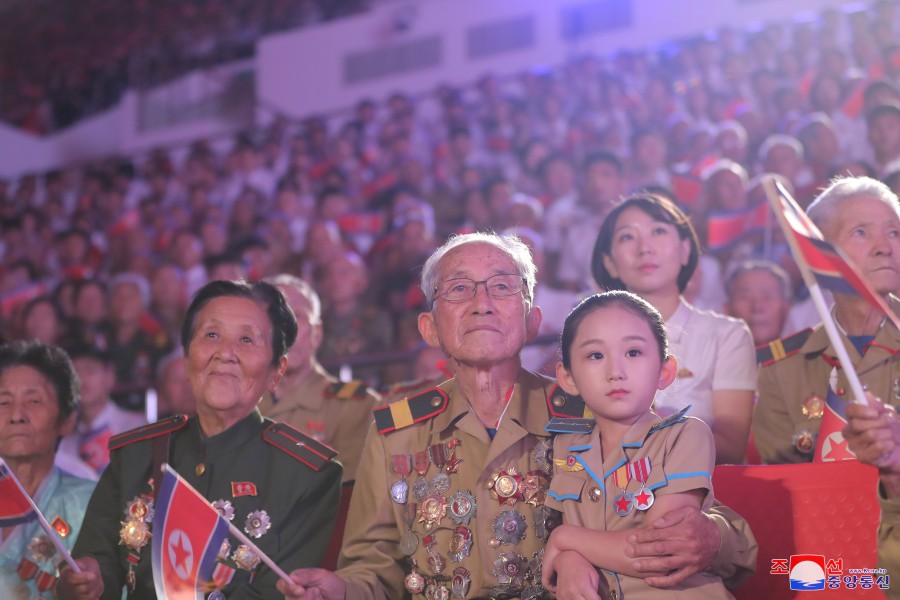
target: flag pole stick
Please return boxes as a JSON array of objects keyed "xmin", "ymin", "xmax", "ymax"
[
  {"xmin": 0, "ymin": 458, "xmax": 80, "ymax": 572},
  {"xmin": 164, "ymin": 464, "xmax": 292, "ymax": 584},
  {"xmin": 762, "ymin": 179, "xmax": 868, "ymax": 406}
]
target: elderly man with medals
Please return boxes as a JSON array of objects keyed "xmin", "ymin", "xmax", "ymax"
[
  {"xmin": 280, "ymin": 232, "xmax": 757, "ymax": 600},
  {"xmin": 0, "ymin": 341, "xmax": 96, "ymax": 600},
  {"xmin": 58, "ymin": 280, "xmax": 343, "ymax": 599}
]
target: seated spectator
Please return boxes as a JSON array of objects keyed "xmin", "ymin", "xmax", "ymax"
[
  {"xmin": 866, "ymin": 102, "xmax": 900, "ymax": 176},
  {"xmin": 148, "ymin": 262, "xmax": 187, "ymax": 344},
  {"xmin": 155, "ymin": 349, "xmax": 196, "ymax": 418},
  {"xmin": 19, "ymin": 296, "xmax": 69, "ymax": 347},
  {"xmin": 57, "ymin": 345, "xmax": 145, "ymax": 478},
  {"xmin": 724, "ymin": 261, "xmax": 792, "ymax": 346},
  {"xmin": 755, "ymin": 176, "xmax": 900, "ymax": 463},
  {"xmin": 0, "ymin": 340, "xmax": 95, "ymax": 597}
]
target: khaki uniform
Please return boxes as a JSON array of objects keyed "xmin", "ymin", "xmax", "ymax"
[
  {"xmin": 259, "ymin": 365, "xmax": 380, "ymax": 483},
  {"xmin": 754, "ymin": 304, "xmax": 900, "ymax": 464},
  {"xmin": 338, "ymin": 370, "xmax": 757, "ymax": 600},
  {"xmin": 547, "ymin": 412, "xmax": 730, "ymax": 599}
]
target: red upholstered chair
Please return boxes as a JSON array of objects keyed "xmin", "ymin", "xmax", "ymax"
[
  {"xmin": 319, "ymin": 482, "xmax": 354, "ymax": 571},
  {"xmin": 713, "ymin": 461, "xmax": 883, "ymax": 599}
]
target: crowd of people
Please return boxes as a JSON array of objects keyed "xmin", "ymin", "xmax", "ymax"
[
  {"xmin": 0, "ymin": 0, "xmax": 373, "ymax": 132},
  {"xmin": 3, "ymin": 2, "xmax": 900, "ymax": 596}
]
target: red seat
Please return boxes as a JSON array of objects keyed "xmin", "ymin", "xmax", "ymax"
[
  {"xmin": 713, "ymin": 461, "xmax": 883, "ymax": 599},
  {"xmin": 319, "ymin": 482, "xmax": 354, "ymax": 571}
]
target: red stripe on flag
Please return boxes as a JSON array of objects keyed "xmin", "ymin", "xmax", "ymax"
[{"xmin": 0, "ymin": 467, "xmax": 36, "ymax": 526}]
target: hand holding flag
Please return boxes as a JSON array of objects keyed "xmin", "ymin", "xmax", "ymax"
[{"xmin": 152, "ymin": 464, "xmax": 292, "ymax": 599}]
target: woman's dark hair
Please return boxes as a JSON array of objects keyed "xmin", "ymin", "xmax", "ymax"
[
  {"xmin": 560, "ymin": 290, "xmax": 668, "ymax": 369},
  {"xmin": 0, "ymin": 340, "xmax": 79, "ymax": 420},
  {"xmin": 181, "ymin": 280, "xmax": 298, "ymax": 366},
  {"xmin": 591, "ymin": 193, "xmax": 700, "ymax": 293}
]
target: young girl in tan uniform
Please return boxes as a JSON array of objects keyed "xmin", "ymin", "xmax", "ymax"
[{"xmin": 543, "ymin": 290, "xmax": 731, "ymax": 599}]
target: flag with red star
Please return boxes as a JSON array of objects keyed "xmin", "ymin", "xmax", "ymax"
[
  {"xmin": 814, "ymin": 387, "xmax": 857, "ymax": 463},
  {"xmin": 0, "ymin": 462, "xmax": 37, "ymax": 526},
  {"xmin": 152, "ymin": 465, "xmax": 230, "ymax": 599}
]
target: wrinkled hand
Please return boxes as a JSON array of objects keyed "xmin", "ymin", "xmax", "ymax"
[
  {"xmin": 625, "ymin": 505, "xmax": 719, "ymax": 588},
  {"xmin": 276, "ymin": 568, "xmax": 346, "ymax": 600},
  {"xmin": 57, "ymin": 557, "xmax": 103, "ymax": 600},
  {"xmin": 843, "ymin": 395, "xmax": 900, "ymax": 474},
  {"xmin": 552, "ymin": 551, "xmax": 605, "ymax": 600}
]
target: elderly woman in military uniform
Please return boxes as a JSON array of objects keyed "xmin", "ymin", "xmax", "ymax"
[
  {"xmin": 279, "ymin": 232, "xmax": 756, "ymax": 600},
  {"xmin": 0, "ymin": 341, "xmax": 96, "ymax": 600},
  {"xmin": 58, "ymin": 280, "xmax": 343, "ymax": 599}
]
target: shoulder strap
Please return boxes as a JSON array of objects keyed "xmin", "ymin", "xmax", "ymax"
[
  {"xmin": 756, "ymin": 328, "xmax": 814, "ymax": 366},
  {"xmin": 109, "ymin": 415, "xmax": 188, "ymax": 451},
  {"xmin": 374, "ymin": 387, "xmax": 449, "ymax": 435},
  {"xmin": 263, "ymin": 422, "xmax": 338, "ymax": 471},
  {"xmin": 545, "ymin": 384, "xmax": 593, "ymax": 419}
]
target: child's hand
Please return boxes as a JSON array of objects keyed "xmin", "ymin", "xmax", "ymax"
[
  {"xmin": 552, "ymin": 551, "xmax": 604, "ymax": 600},
  {"xmin": 541, "ymin": 528, "xmax": 563, "ymax": 591}
]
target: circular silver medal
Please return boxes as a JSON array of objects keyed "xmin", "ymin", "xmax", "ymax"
[
  {"xmin": 431, "ymin": 472, "xmax": 451, "ymax": 495},
  {"xmin": 208, "ymin": 591, "xmax": 226, "ymax": 600},
  {"xmin": 413, "ymin": 477, "xmax": 431, "ymax": 500},
  {"xmin": 391, "ymin": 480, "xmax": 409, "ymax": 504},
  {"xmin": 399, "ymin": 530, "xmax": 419, "ymax": 555},
  {"xmin": 633, "ymin": 487, "xmax": 655, "ymax": 510},
  {"xmin": 613, "ymin": 491, "xmax": 634, "ymax": 517}
]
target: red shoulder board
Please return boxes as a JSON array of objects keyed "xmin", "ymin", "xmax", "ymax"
[
  {"xmin": 108, "ymin": 415, "xmax": 188, "ymax": 451},
  {"xmin": 374, "ymin": 387, "xmax": 449, "ymax": 435},
  {"xmin": 324, "ymin": 380, "xmax": 370, "ymax": 400},
  {"xmin": 756, "ymin": 328, "xmax": 813, "ymax": 366},
  {"xmin": 263, "ymin": 422, "xmax": 337, "ymax": 472},
  {"xmin": 546, "ymin": 384, "xmax": 593, "ymax": 419}
]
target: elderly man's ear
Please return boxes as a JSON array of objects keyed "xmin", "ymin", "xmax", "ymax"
[
  {"xmin": 418, "ymin": 312, "xmax": 441, "ymax": 349},
  {"xmin": 525, "ymin": 305, "xmax": 542, "ymax": 344}
]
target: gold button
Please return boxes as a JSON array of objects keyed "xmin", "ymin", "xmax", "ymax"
[
  {"xmin": 195, "ymin": 463, "xmax": 206, "ymax": 476},
  {"xmin": 552, "ymin": 396, "xmax": 565, "ymax": 407},
  {"xmin": 430, "ymin": 395, "xmax": 442, "ymax": 407},
  {"xmin": 609, "ymin": 590, "xmax": 618, "ymax": 600}
]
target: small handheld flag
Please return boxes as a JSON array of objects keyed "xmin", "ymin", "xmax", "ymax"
[
  {"xmin": 706, "ymin": 202, "xmax": 769, "ymax": 251},
  {"xmin": 814, "ymin": 387, "xmax": 857, "ymax": 463},
  {"xmin": 0, "ymin": 459, "xmax": 80, "ymax": 572}
]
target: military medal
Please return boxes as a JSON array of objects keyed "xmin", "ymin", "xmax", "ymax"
[
  {"xmin": 217, "ymin": 538, "xmax": 232, "ymax": 561},
  {"xmin": 232, "ymin": 545, "xmax": 261, "ymax": 571},
  {"xmin": 27, "ymin": 534, "xmax": 58, "ymax": 566},
  {"xmin": 448, "ymin": 526, "xmax": 473, "ymax": 562},
  {"xmin": 429, "ymin": 442, "xmax": 452, "ymax": 494},
  {"xmin": 16, "ymin": 557, "xmax": 38, "ymax": 582},
  {"xmin": 209, "ymin": 562, "xmax": 236, "ymax": 600},
  {"xmin": 487, "ymin": 468, "xmax": 523, "ymax": 505},
  {"xmin": 405, "ymin": 560, "xmax": 426, "ymax": 595},
  {"xmin": 126, "ymin": 552, "xmax": 140, "ymax": 592},
  {"xmin": 125, "ymin": 495, "xmax": 154, "ymax": 523},
  {"xmin": 520, "ymin": 471, "xmax": 549, "ymax": 507},
  {"xmin": 491, "ymin": 509, "xmax": 527, "ymax": 545},
  {"xmin": 119, "ymin": 491, "xmax": 154, "ymax": 589},
  {"xmin": 413, "ymin": 450, "xmax": 432, "ymax": 500},
  {"xmin": 426, "ymin": 582, "xmax": 451, "ymax": 600},
  {"xmin": 448, "ymin": 489, "xmax": 477, "ymax": 526},
  {"xmin": 50, "ymin": 515, "xmax": 71, "ymax": 538},
  {"xmin": 612, "ymin": 464, "xmax": 634, "ymax": 516},
  {"xmin": 399, "ymin": 504, "xmax": 420, "ymax": 556},
  {"xmin": 531, "ymin": 439, "xmax": 552, "ymax": 473},
  {"xmin": 630, "ymin": 457, "xmax": 654, "ymax": 510},
  {"xmin": 793, "ymin": 430, "xmax": 815, "ymax": 454},
  {"xmin": 244, "ymin": 510, "xmax": 271, "ymax": 538},
  {"xmin": 451, "ymin": 567, "xmax": 471, "ymax": 598},
  {"xmin": 532, "ymin": 505, "xmax": 560, "ymax": 542},
  {"xmin": 212, "ymin": 499, "xmax": 235, "ymax": 521},
  {"xmin": 418, "ymin": 494, "xmax": 447, "ymax": 531},
  {"xmin": 35, "ymin": 570, "xmax": 56, "ymax": 592},
  {"xmin": 391, "ymin": 454, "xmax": 413, "ymax": 504},
  {"xmin": 801, "ymin": 394, "xmax": 825, "ymax": 419},
  {"xmin": 423, "ymin": 534, "xmax": 447, "ymax": 575},
  {"xmin": 119, "ymin": 518, "xmax": 151, "ymax": 551},
  {"xmin": 491, "ymin": 552, "xmax": 527, "ymax": 587}
]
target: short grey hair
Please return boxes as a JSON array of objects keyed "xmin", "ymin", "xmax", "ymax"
[
  {"xmin": 264, "ymin": 273, "xmax": 322, "ymax": 323},
  {"xmin": 726, "ymin": 260, "xmax": 791, "ymax": 300},
  {"xmin": 758, "ymin": 134, "xmax": 804, "ymax": 163},
  {"xmin": 109, "ymin": 272, "xmax": 151, "ymax": 307},
  {"xmin": 806, "ymin": 175, "xmax": 899, "ymax": 232},
  {"xmin": 420, "ymin": 232, "xmax": 537, "ymax": 307}
]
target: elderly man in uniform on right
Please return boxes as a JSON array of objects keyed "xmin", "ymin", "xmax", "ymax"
[{"xmin": 754, "ymin": 176, "xmax": 900, "ymax": 464}]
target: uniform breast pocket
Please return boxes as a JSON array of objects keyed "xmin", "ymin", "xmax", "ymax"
[{"xmin": 548, "ymin": 472, "xmax": 586, "ymax": 503}]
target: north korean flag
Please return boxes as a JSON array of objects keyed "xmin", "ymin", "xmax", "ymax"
[
  {"xmin": 152, "ymin": 465, "xmax": 229, "ymax": 600},
  {"xmin": 814, "ymin": 387, "xmax": 857, "ymax": 463},
  {"xmin": 0, "ymin": 461, "xmax": 36, "ymax": 527},
  {"xmin": 706, "ymin": 202, "xmax": 769, "ymax": 251}
]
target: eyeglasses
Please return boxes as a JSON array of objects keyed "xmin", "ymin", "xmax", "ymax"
[{"xmin": 434, "ymin": 274, "xmax": 526, "ymax": 303}]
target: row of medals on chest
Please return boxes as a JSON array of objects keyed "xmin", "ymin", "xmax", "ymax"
[
  {"xmin": 392, "ymin": 439, "xmax": 556, "ymax": 598},
  {"xmin": 118, "ymin": 489, "xmax": 271, "ymax": 596}
]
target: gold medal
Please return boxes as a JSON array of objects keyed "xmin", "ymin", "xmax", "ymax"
[
  {"xmin": 119, "ymin": 519, "xmax": 151, "ymax": 551},
  {"xmin": 232, "ymin": 545, "xmax": 261, "ymax": 571},
  {"xmin": 801, "ymin": 394, "xmax": 825, "ymax": 419}
]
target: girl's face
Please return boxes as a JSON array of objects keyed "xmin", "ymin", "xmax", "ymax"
[
  {"xmin": 556, "ymin": 305, "xmax": 675, "ymax": 425},
  {"xmin": 603, "ymin": 206, "xmax": 691, "ymax": 298}
]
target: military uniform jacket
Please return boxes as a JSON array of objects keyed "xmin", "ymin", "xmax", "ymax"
[
  {"xmin": 258, "ymin": 364, "xmax": 379, "ymax": 483},
  {"xmin": 754, "ymin": 300, "xmax": 900, "ymax": 464},
  {"xmin": 546, "ymin": 412, "xmax": 730, "ymax": 599},
  {"xmin": 0, "ymin": 468, "xmax": 95, "ymax": 599},
  {"xmin": 337, "ymin": 370, "xmax": 756, "ymax": 600},
  {"xmin": 71, "ymin": 411, "xmax": 342, "ymax": 599}
]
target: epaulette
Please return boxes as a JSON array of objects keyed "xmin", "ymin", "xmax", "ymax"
[
  {"xmin": 324, "ymin": 380, "xmax": 371, "ymax": 400},
  {"xmin": 545, "ymin": 384, "xmax": 594, "ymax": 420},
  {"xmin": 545, "ymin": 417, "xmax": 595, "ymax": 434},
  {"xmin": 108, "ymin": 415, "xmax": 188, "ymax": 451},
  {"xmin": 374, "ymin": 387, "xmax": 449, "ymax": 435},
  {"xmin": 263, "ymin": 422, "xmax": 338, "ymax": 472},
  {"xmin": 756, "ymin": 328, "xmax": 813, "ymax": 366},
  {"xmin": 647, "ymin": 406, "xmax": 692, "ymax": 437}
]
